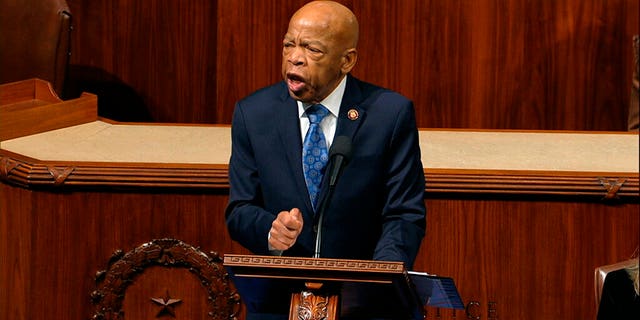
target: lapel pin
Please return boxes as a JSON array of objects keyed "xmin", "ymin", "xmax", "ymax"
[{"xmin": 347, "ymin": 109, "xmax": 359, "ymax": 121}]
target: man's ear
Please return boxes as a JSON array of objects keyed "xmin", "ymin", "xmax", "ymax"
[{"xmin": 341, "ymin": 48, "xmax": 358, "ymax": 74}]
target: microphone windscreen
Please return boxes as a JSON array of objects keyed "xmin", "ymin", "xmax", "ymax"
[{"xmin": 329, "ymin": 135, "xmax": 353, "ymax": 161}]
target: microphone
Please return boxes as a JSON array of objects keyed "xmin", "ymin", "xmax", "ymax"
[
  {"xmin": 326, "ymin": 136, "xmax": 353, "ymax": 187},
  {"xmin": 314, "ymin": 135, "xmax": 352, "ymax": 258}
]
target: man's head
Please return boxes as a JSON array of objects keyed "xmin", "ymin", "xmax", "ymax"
[{"xmin": 282, "ymin": 1, "xmax": 359, "ymax": 103}]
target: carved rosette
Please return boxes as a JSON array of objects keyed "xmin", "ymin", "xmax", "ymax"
[
  {"xmin": 296, "ymin": 291, "xmax": 329, "ymax": 320},
  {"xmin": 90, "ymin": 239, "xmax": 240, "ymax": 320}
]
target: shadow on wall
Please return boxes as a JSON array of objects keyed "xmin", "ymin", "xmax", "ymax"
[{"xmin": 64, "ymin": 65, "xmax": 153, "ymax": 122}]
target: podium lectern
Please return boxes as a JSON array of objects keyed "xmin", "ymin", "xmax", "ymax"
[{"xmin": 224, "ymin": 254, "xmax": 426, "ymax": 320}]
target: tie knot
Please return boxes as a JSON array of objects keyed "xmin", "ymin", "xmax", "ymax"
[{"xmin": 306, "ymin": 104, "xmax": 329, "ymax": 124}]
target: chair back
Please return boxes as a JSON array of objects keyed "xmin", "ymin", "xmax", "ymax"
[{"xmin": 0, "ymin": 0, "xmax": 72, "ymax": 96}]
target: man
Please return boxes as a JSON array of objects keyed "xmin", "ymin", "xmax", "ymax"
[{"xmin": 226, "ymin": 1, "xmax": 426, "ymax": 317}]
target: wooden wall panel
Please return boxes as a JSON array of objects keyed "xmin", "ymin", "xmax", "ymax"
[
  {"xmin": 65, "ymin": 0, "xmax": 638, "ymax": 130},
  {"xmin": 417, "ymin": 198, "xmax": 639, "ymax": 319},
  {"xmin": 65, "ymin": 0, "xmax": 217, "ymax": 122},
  {"xmin": 1, "ymin": 181, "xmax": 637, "ymax": 319},
  {"xmin": 351, "ymin": 0, "xmax": 639, "ymax": 130},
  {"xmin": 0, "ymin": 185, "xmax": 32, "ymax": 319},
  {"xmin": 0, "ymin": 183, "xmax": 247, "ymax": 319},
  {"xmin": 215, "ymin": 0, "xmax": 304, "ymax": 124}
]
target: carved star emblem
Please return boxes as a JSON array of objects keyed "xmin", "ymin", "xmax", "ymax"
[{"xmin": 151, "ymin": 291, "xmax": 182, "ymax": 318}]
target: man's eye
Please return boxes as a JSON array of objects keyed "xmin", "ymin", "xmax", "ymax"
[{"xmin": 307, "ymin": 47, "xmax": 321, "ymax": 53}]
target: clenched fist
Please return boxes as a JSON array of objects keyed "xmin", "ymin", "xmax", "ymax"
[{"xmin": 268, "ymin": 208, "xmax": 304, "ymax": 251}]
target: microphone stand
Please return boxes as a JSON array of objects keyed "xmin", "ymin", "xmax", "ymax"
[
  {"xmin": 313, "ymin": 135, "xmax": 351, "ymax": 258},
  {"xmin": 313, "ymin": 183, "xmax": 337, "ymax": 258}
]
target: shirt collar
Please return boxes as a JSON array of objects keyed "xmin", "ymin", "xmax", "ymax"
[{"xmin": 298, "ymin": 76, "xmax": 347, "ymax": 118}]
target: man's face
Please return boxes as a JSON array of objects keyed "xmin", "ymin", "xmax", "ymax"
[{"xmin": 281, "ymin": 17, "xmax": 346, "ymax": 104}]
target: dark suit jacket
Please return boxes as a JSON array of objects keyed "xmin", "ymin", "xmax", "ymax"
[{"xmin": 225, "ymin": 74, "xmax": 426, "ymax": 269}]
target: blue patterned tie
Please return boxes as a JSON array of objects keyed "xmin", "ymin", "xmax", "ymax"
[{"xmin": 303, "ymin": 104, "xmax": 329, "ymax": 210}]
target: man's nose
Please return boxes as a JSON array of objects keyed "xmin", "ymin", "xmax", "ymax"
[{"xmin": 287, "ymin": 47, "xmax": 305, "ymax": 66}]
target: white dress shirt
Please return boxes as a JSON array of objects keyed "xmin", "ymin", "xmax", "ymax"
[{"xmin": 297, "ymin": 76, "xmax": 347, "ymax": 148}]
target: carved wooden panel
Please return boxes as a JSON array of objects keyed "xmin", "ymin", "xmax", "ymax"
[
  {"xmin": 91, "ymin": 239, "xmax": 241, "ymax": 320},
  {"xmin": 290, "ymin": 289, "xmax": 339, "ymax": 320}
]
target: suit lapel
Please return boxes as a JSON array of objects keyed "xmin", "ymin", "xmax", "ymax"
[
  {"xmin": 335, "ymin": 75, "xmax": 366, "ymax": 140},
  {"xmin": 316, "ymin": 75, "xmax": 366, "ymax": 216},
  {"xmin": 276, "ymin": 90, "xmax": 315, "ymax": 215}
]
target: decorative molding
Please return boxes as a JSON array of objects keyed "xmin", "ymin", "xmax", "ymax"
[
  {"xmin": 47, "ymin": 165, "xmax": 75, "ymax": 185},
  {"xmin": 424, "ymin": 172, "xmax": 639, "ymax": 198},
  {"xmin": 0, "ymin": 153, "xmax": 229, "ymax": 189},
  {"xmin": 598, "ymin": 177, "xmax": 626, "ymax": 199},
  {"xmin": 1, "ymin": 152, "xmax": 638, "ymax": 198},
  {"xmin": 224, "ymin": 255, "xmax": 405, "ymax": 273},
  {"xmin": 90, "ymin": 239, "xmax": 240, "ymax": 320},
  {"xmin": 0, "ymin": 156, "xmax": 19, "ymax": 178}
]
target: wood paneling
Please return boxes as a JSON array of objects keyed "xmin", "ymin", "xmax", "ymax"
[
  {"xmin": 0, "ymin": 184, "xmax": 32, "ymax": 319},
  {"xmin": 65, "ymin": 0, "xmax": 217, "ymax": 122},
  {"xmin": 1, "ymin": 182, "xmax": 637, "ymax": 319},
  {"xmin": 215, "ymin": 0, "xmax": 303, "ymax": 125},
  {"xmin": 64, "ymin": 0, "xmax": 638, "ymax": 130},
  {"xmin": 352, "ymin": 0, "xmax": 640, "ymax": 130},
  {"xmin": 418, "ymin": 198, "xmax": 639, "ymax": 319},
  {"xmin": 0, "ymin": 183, "xmax": 248, "ymax": 319}
]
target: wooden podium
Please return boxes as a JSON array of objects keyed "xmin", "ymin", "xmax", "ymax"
[{"xmin": 224, "ymin": 254, "xmax": 425, "ymax": 320}]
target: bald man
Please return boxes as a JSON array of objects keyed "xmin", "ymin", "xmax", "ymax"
[{"xmin": 226, "ymin": 1, "xmax": 426, "ymax": 318}]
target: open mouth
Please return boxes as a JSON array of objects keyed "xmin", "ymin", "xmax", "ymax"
[{"xmin": 286, "ymin": 73, "xmax": 306, "ymax": 93}]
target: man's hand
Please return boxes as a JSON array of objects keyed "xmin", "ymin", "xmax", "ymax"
[{"xmin": 268, "ymin": 208, "xmax": 304, "ymax": 251}]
